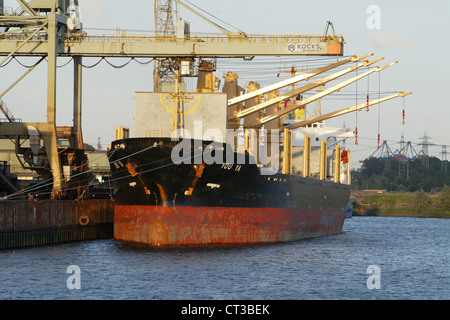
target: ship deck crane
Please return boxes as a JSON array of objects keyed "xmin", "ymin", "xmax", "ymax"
[
  {"xmin": 228, "ymin": 54, "xmax": 373, "ymax": 107},
  {"xmin": 242, "ymin": 60, "xmax": 398, "ymax": 128},
  {"xmin": 233, "ymin": 56, "xmax": 385, "ymax": 122}
]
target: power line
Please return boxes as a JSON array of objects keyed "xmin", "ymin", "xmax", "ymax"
[{"xmin": 182, "ymin": 0, "xmax": 243, "ymax": 32}]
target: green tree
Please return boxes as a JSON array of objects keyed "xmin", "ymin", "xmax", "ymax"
[
  {"xmin": 436, "ymin": 185, "xmax": 450, "ymax": 210},
  {"xmin": 351, "ymin": 157, "xmax": 450, "ymax": 192},
  {"xmin": 412, "ymin": 189, "xmax": 432, "ymax": 212}
]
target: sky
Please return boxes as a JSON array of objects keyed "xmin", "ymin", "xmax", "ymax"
[{"xmin": 1, "ymin": 0, "xmax": 448, "ymax": 169}]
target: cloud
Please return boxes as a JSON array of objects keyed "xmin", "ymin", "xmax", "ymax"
[{"xmin": 367, "ymin": 31, "xmax": 415, "ymax": 50}]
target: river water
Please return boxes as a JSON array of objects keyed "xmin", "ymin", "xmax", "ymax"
[{"xmin": 0, "ymin": 216, "xmax": 448, "ymax": 301}]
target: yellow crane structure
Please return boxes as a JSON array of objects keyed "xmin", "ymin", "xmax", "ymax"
[
  {"xmin": 0, "ymin": 0, "xmax": 409, "ymax": 195},
  {"xmin": 154, "ymin": 0, "xmax": 178, "ymax": 92}
]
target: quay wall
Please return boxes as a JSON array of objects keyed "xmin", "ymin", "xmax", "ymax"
[{"xmin": 0, "ymin": 200, "xmax": 114, "ymax": 250}]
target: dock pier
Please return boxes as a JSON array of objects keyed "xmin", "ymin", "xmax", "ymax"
[{"xmin": 0, "ymin": 200, "xmax": 114, "ymax": 250}]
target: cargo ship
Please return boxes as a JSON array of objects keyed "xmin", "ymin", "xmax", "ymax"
[
  {"xmin": 106, "ymin": 33, "xmax": 411, "ymax": 246},
  {"xmin": 106, "ymin": 59, "xmax": 363, "ymax": 246},
  {"xmin": 108, "ymin": 136, "xmax": 351, "ymax": 246},
  {"xmin": 0, "ymin": 1, "xmax": 409, "ymax": 249}
]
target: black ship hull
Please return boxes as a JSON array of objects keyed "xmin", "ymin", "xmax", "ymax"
[{"xmin": 108, "ymin": 137, "xmax": 351, "ymax": 245}]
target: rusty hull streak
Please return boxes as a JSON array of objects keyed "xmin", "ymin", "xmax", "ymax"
[{"xmin": 114, "ymin": 205, "xmax": 345, "ymax": 246}]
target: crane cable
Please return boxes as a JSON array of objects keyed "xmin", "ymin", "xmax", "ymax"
[
  {"xmin": 2, "ymin": 144, "xmax": 217, "ymax": 200},
  {"xmin": 77, "ymin": 57, "xmax": 154, "ymax": 69},
  {"xmin": 355, "ymin": 64, "xmax": 358, "ymax": 145},
  {"xmin": 377, "ymin": 72, "xmax": 381, "ymax": 150},
  {"xmin": 366, "ymin": 72, "xmax": 370, "ymax": 112},
  {"xmin": 402, "ymin": 96, "xmax": 406, "ymax": 125}
]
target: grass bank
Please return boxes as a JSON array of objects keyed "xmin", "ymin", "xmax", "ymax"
[{"xmin": 350, "ymin": 191, "xmax": 450, "ymax": 219}]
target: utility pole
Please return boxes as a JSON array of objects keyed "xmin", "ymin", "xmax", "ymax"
[
  {"xmin": 418, "ymin": 132, "xmax": 433, "ymax": 169},
  {"xmin": 441, "ymin": 145, "xmax": 448, "ymax": 177},
  {"xmin": 398, "ymin": 133, "xmax": 406, "ymax": 176},
  {"xmin": 418, "ymin": 132, "xmax": 432, "ymax": 156}
]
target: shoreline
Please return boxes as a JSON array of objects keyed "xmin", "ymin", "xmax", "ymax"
[
  {"xmin": 352, "ymin": 211, "xmax": 450, "ymax": 219},
  {"xmin": 350, "ymin": 191, "xmax": 450, "ymax": 219}
]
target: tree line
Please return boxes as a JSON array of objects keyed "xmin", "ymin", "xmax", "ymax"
[{"xmin": 351, "ymin": 157, "xmax": 449, "ymax": 192}]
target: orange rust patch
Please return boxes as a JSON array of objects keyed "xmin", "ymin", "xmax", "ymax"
[
  {"xmin": 126, "ymin": 160, "xmax": 138, "ymax": 177},
  {"xmin": 149, "ymin": 220, "xmax": 169, "ymax": 246},
  {"xmin": 156, "ymin": 183, "xmax": 167, "ymax": 201},
  {"xmin": 195, "ymin": 163, "xmax": 205, "ymax": 178},
  {"xmin": 114, "ymin": 205, "xmax": 346, "ymax": 246}
]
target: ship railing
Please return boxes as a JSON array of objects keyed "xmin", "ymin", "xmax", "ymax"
[
  {"xmin": 0, "ymin": 98, "xmax": 18, "ymax": 122},
  {"xmin": 68, "ymin": 33, "xmax": 344, "ymax": 44},
  {"xmin": 0, "ymin": 6, "xmax": 16, "ymax": 16},
  {"xmin": 0, "ymin": 118, "xmax": 21, "ymax": 122}
]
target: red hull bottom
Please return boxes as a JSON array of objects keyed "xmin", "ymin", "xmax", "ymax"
[{"xmin": 114, "ymin": 205, "xmax": 346, "ymax": 246}]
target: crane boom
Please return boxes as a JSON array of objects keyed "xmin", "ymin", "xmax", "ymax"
[
  {"xmin": 244, "ymin": 61, "xmax": 397, "ymax": 127},
  {"xmin": 284, "ymin": 92, "xmax": 413, "ymax": 130},
  {"xmin": 234, "ymin": 57, "xmax": 384, "ymax": 120},
  {"xmin": 0, "ymin": 34, "xmax": 344, "ymax": 58},
  {"xmin": 228, "ymin": 54, "xmax": 373, "ymax": 107}
]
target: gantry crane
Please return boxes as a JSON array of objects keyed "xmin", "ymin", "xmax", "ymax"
[
  {"xmin": 0, "ymin": 0, "xmax": 409, "ymax": 195},
  {"xmin": 154, "ymin": 0, "xmax": 178, "ymax": 92}
]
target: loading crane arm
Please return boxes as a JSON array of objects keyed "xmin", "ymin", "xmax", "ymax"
[
  {"xmin": 228, "ymin": 54, "xmax": 373, "ymax": 107},
  {"xmin": 284, "ymin": 92, "xmax": 413, "ymax": 130},
  {"xmin": 234, "ymin": 56, "xmax": 384, "ymax": 122}
]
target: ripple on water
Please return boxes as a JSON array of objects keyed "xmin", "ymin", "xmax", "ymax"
[{"xmin": 0, "ymin": 217, "xmax": 449, "ymax": 300}]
